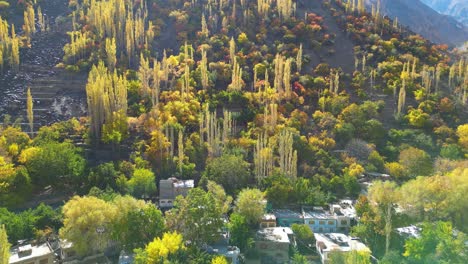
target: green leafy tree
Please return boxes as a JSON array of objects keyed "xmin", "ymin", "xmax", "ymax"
[
  {"xmin": 399, "ymin": 147, "xmax": 432, "ymax": 177},
  {"xmin": 111, "ymin": 196, "xmax": 164, "ymax": 250},
  {"xmin": 368, "ymin": 181, "xmax": 400, "ymax": 255},
  {"xmin": 127, "ymin": 168, "xmax": 157, "ymax": 198},
  {"xmin": 404, "ymin": 222, "xmax": 468, "ymax": 263},
  {"xmin": 165, "ymin": 188, "xmax": 224, "ymax": 245},
  {"xmin": 228, "ymin": 213, "xmax": 253, "ymax": 252},
  {"xmin": 0, "ymin": 224, "xmax": 10, "ymax": 264},
  {"xmin": 328, "ymin": 250, "xmax": 371, "ymax": 264},
  {"xmin": 235, "ymin": 188, "xmax": 266, "ymax": 226},
  {"xmin": 291, "ymin": 224, "xmax": 315, "ymax": 254},
  {"xmin": 60, "ymin": 196, "xmax": 117, "ymax": 256},
  {"xmin": 206, "ymin": 181, "xmax": 232, "ymax": 215},
  {"xmin": 380, "ymin": 251, "xmax": 406, "ymax": 264},
  {"xmin": 88, "ymin": 162, "xmax": 119, "ymax": 189},
  {"xmin": 203, "ymin": 154, "xmax": 252, "ymax": 194},
  {"xmin": 20, "ymin": 142, "xmax": 85, "ymax": 186}
]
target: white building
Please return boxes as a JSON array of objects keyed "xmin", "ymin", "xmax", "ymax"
[
  {"xmin": 315, "ymin": 233, "xmax": 371, "ymax": 264},
  {"xmin": 9, "ymin": 243, "xmax": 55, "ymax": 264}
]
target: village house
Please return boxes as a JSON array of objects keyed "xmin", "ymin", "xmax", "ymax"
[
  {"xmin": 255, "ymin": 227, "xmax": 295, "ymax": 264},
  {"xmin": 158, "ymin": 178, "xmax": 194, "ymax": 209},
  {"xmin": 9, "ymin": 243, "xmax": 55, "ymax": 264},
  {"xmin": 303, "ymin": 207, "xmax": 338, "ymax": 233},
  {"xmin": 271, "ymin": 209, "xmax": 304, "ymax": 227},
  {"xmin": 314, "ymin": 233, "xmax": 371, "ymax": 264},
  {"xmin": 259, "ymin": 214, "xmax": 277, "ymax": 229}
]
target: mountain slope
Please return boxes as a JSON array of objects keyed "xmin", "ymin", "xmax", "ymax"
[
  {"xmin": 366, "ymin": 0, "xmax": 468, "ymax": 47},
  {"xmin": 420, "ymin": 0, "xmax": 468, "ymax": 26}
]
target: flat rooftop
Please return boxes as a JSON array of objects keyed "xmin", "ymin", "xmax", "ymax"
[
  {"xmin": 9, "ymin": 243, "xmax": 53, "ymax": 264},
  {"xmin": 173, "ymin": 179, "xmax": 194, "ymax": 188},
  {"xmin": 257, "ymin": 227, "xmax": 293, "ymax": 243},
  {"xmin": 262, "ymin": 214, "xmax": 276, "ymax": 221},
  {"xmin": 272, "ymin": 209, "xmax": 303, "ymax": 219},
  {"xmin": 303, "ymin": 208, "xmax": 335, "ymax": 220},
  {"xmin": 396, "ymin": 225, "xmax": 421, "ymax": 238},
  {"xmin": 315, "ymin": 233, "xmax": 370, "ymax": 253}
]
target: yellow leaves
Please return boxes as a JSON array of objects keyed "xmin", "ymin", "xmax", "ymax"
[
  {"xmin": 0, "ymin": 156, "xmax": 15, "ymax": 185},
  {"xmin": 167, "ymin": 55, "xmax": 179, "ymax": 66},
  {"xmin": 400, "ymin": 71, "xmax": 410, "ymax": 81},
  {"xmin": 308, "ymin": 133, "xmax": 336, "ymax": 150},
  {"xmin": 146, "ymin": 232, "xmax": 185, "ymax": 263},
  {"xmin": 60, "ymin": 196, "xmax": 118, "ymax": 256},
  {"xmin": 345, "ymin": 163, "xmax": 365, "ymax": 178},
  {"xmin": 384, "ymin": 162, "xmax": 406, "ymax": 179},
  {"xmin": 237, "ymin": 32, "xmax": 248, "ymax": 45},
  {"xmin": 18, "ymin": 147, "xmax": 41, "ymax": 164},
  {"xmin": 456, "ymin": 124, "xmax": 468, "ymax": 150},
  {"xmin": 7, "ymin": 143, "xmax": 19, "ymax": 157},
  {"xmin": 212, "ymin": 256, "xmax": 228, "ymax": 264}
]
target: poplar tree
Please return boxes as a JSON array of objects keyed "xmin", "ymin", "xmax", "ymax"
[
  {"xmin": 201, "ymin": 13, "xmax": 209, "ymax": 37},
  {"xmin": 274, "ymin": 53, "xmax": 284, "ymax": 93},
  {"xmin": 228, "ymin": 57, "xmax": 243, "ymax": 91},
  {"xmin": 177, "ymin": 129, "xmax": 184, "ymax": 174},
  {"xmin": 86, "ymin": 61, "xmax": 128, "ymax": 143},
  {"xmin": 23, "ymin": 4, "xmax": 35, "ymax": 46},
  {"xmin": 357, "ymin": 0, "xmax": 365, "ymax": 14},
  {"xmin": 200, "ymin": 48, "xmax": 209, "ymax": 90},
  {"xmin": 26, "ymin": 87, "xmax": 33, "ymax": 133},
  {"xmin": 0, "ymin": 225, "xmax": 10, "ymax": 264},
  {"xmin": 37, "ymin": 6, "xmax": 46, "ymax": 32},
  {"xmin": 229, "ymin": 37, "xmax": 236, "ymax": 65},
  {"xmin": 10, "ymin": 37, "xmax": 20, "ymax": 71},
  {"xmin": 296, "ymin": 43, "xmax": 303, "ymax": 73},
  {"xmin": 138, "ymin": 53, "xmax": 151, "ymax": 96},
  {"xmin": 254, "ymin": 132, "xmax": 274, "ymax": 182},
  {"xmin": 283, "ymin": 58, "xmax": 292, "ymax": 99},
  {"xmin": 278, "ymin": 129, "xmax": 297, "ymax": 179},
  {"xmin": 264, "ymin": 103, "xmax": 278, "ymax": 130},
  {"xmin": 362, "ymin": 54, "xmax": 367, "ymax": 73},
  {"xmin": 222, "ymin": 109, "xmax": 233, "ymax": 144},
  {"xmin": 277, "ymin": 0, "xmax": 295, "ymax": 21},
  {"xmin": 397, "ymin": 79, "xmax": 406, "ymax": 116},
  {"xmin": 105, "ymin": 38, "xmax": 117, "ymax": 71},
  {"xmin": 151, "ymin": 59, "xmax": 161, "ymax": 107}
]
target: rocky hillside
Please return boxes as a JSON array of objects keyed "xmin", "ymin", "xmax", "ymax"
[
  {"xmin": 421, "ymin": 0, "xmax": 468, "ymax": 26},
  {"xmin": 366, "ymin": 0, "xmax": 468, "ymax": 47}
]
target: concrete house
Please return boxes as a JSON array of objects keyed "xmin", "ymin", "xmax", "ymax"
[
  {"xmin": 259, "ymin": 214, "xmax": 277, "ymax": 229},
  {"xmin": 9, "ymin": 243, "xmax": 55, "ymax": 264},
  {"xmin": 303, "ymin": 207, "xmax": 338, "ymax": 233},
  {"xmin": 159, "ymin": 178, "xmax": 194, "ymax": 208},
  {"xmin": 255, "ymin": 227, "xmax": 295, "ymax": 264},
  {"xmin": 271, "ymin": 209, "xmax": 304, "ymax": 227},
  {"xmin": 315, "ymin": 233, "xmax": 370, "ymax": 264}
]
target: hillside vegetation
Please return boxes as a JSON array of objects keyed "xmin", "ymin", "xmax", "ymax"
[{"xmin": 0, "ymin": 0, "xmax": 467, "ymax": 263}]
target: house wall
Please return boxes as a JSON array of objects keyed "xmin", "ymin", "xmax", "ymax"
[
  {"xmin": 255, "ymin": 241, "xmax": 289, "ymax": 264},
  {"xmin": 259, "ymin": 221, "xmax": 277, "ymax": 229},
  {"xmin": 305, "ymin": 218, "xmax": 337, "ymax": 233},
  {"xmin": 11, "ymin": 254, "xmax": 54, "ymax": 264},
  {"xmin": 276, "ymin": 217, "xmax": 304, "ymax": 227},
  {"xmin": 335, "ymin": 216, "xmax": 351, "ymax": 232}
]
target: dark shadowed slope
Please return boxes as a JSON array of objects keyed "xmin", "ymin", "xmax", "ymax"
[
  {"xmin": 367, "ymin": 0, "xmax": 468, "ymax": 47},
  {"xmin": 421, "ymin": 0, "xmax": 468, "ymax": 26}
]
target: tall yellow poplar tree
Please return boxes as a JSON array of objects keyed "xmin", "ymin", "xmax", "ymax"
[{"xmin": 26, "ymin": 88, "xmax": 33, "ymax": 133}]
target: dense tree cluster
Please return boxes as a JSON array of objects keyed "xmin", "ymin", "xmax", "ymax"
[{"xmin": 0, "ymin": 0, "xmax": 468, "ymax": 263}]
